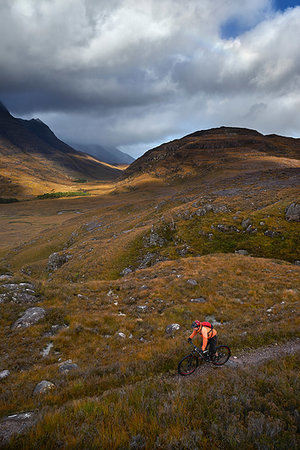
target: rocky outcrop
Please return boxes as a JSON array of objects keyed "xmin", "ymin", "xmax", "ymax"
[
  {"xmin": 0, "ymin": 282, "xmax": 38, "ymax": 304},
  {"xmin": 48, "ymin": 252, "xmax": 72, "ymax": 272},
  {"xmin": 195, "ymin": 204, "xmax": 228, "ymax": 216},
  {"xmin": 285, "ymin": 203, "xmax": 300, "ymax": 221},
  {"xmin": 12, "ymin": 307, "xmax": 46, "ymax": 330}
]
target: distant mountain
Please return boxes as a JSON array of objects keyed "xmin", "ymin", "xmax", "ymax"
[
  {"xmin": 0, "ymin": 102, "xmax": 122, "ymax": 196},
  {"xmin": 69, "ymin": 142, "xmax": 135, "ymax": 166},
  {"xmin": 123, "ymin": 126, "xmax": 300, "ymax": 180}
]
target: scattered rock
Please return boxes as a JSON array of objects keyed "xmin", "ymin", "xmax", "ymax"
[
  {"xmin": 58, "ymin": 360, "xmax": 79, "ymax": 374},
  {"xmin": 0, "ymin": 412, "xmax": 37, "ymax": 444},
  {"xmin": 176, "ymin": 245, "xmax": 190, "ymax": 256},
  {"xmin": 205, "ymin": 315, "xmax": 222, "ymax": 326},
  {"xmin": 33, "ymin": 380, "xmax": 55, "ymax": 395},
  {"xmin": 12, "ymin": 307, "xmax": 46, "ymax": 330},
  {"xmin": 196, "ymin": 204, "xmax": 228, "ymax": 216},
  {"xmin": 144, "ymin": 225, "xmax": 166, "ymax": 247},
  {"xmin": 165, "ymin": 323, "xmax": 181, "ymax": 335},
  {"xmin": 137, "ymin": 252, "xmax": 156, "ymax": 269},
  {"xmin": 241, "ymin": 218, "xmax": 251, "ymax": 229},
  {"xmin": 187, "ymin": 279, "xmax": 197, "ymax": 286},
  {"xmin": 130, "ymin": 434, "xmax": 146, "ymax": 449},
  {"xmin": 0, "ymin": 370, "xmax": 10, "ymax": 380},
  {"xmin": 264, "ymin": 230, "xmax": 281, "ymax": 238},
  {"xmin": 190, "ymin": 297, "xmax": 206, "ymax": 303},
  {"xmin": 235, "ymin": 250, "xmax": 249, "ymax": 255},
  {"xmin": 285, "ymin": 203, "xmax": 300, "ymax": 221},
  {"xmin": 43, "ymin": 324, "xmax": 68, "ymax": 337},
  {"xmin": 41, "ymin": 343, "xmax": 53, "ymax": 357},
  {"xmin": 137, "ymin": 305, "xmax": 148, "ymax": 313},
  {"xmin": 120, "ymin": 267, "xmax": 133, "ymax": 276},
  {"xmin": 117, "ymin": 332, "xmax": 126, "ymax": 339},
  {"xmin": 0, "ymin": 274, "xmax": 12, "ymax": 282},
  {"xmin": 48, "ymin": 252, "xmax": 72, "ymax": 272},
  {"xmin": 84, "ymin": 220, "xmax": 103, "ymax": 231}
]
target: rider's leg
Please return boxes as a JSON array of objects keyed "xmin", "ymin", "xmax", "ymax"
[{"xmin": 209, "ymin": 336, "xmax": 217, "ymax": 359}]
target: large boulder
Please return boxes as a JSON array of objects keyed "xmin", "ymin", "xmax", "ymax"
[
  {"xmin": 12, "ymin": 307, "xmax": 46, "ymax": 330},
  {"xmin": 0, "ymin": 412, "xmax": 36, "ymax": 444},
  {"xmin": 285, "ymin": 203, "xmax": 300, "ymax": 221},
  {"xmin": 33, "ymin": 380, "xmax": 55, "ymax": 395}
]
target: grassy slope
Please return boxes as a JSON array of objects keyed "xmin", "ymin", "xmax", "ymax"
[{"xmin": 0, "ymin": 167, "xmax": 299, "ymax": 447}]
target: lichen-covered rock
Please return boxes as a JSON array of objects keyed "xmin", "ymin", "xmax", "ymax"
[
  {"xmin": 190, "ymin": 297, "xmax": 206, "ymax": 303},
  {"xmin": 120, "ymin": 267, "xmax": 133, "ymax": 276},
  {"xmin": 33, "ymin": 381, "xmax": 55, "ymax": 395},
  {"xmin": 285, "ymin": 203, "xmax": 300, "ymax": 221},
  {"xmin": 48, "ymin": 252, "xmax": 72, "ymax": 272},
  {"xmin": 58, "ymin": 360, "xmax": 79, "ymax": 374},
  {"xmin": 0, "ymin": 282, "xmax": 38, "ymax": 304},
  {"xmin": 235, "ymin": 249, "xmax": 249, "ymax": 255},
  {"xmin": 12, "ymin": 307, "xmax": 46, "ymax": 330},
  {"xmin": 0, "ymin": 370, "xmax": 10, "ymax": 380},
  {"xmin": 187, "ymin": 279, "xmax": 198, "ymax": 286},
  {"xmin": 165, "ymin": 323, "xmax": 181, "ymax": 335}
]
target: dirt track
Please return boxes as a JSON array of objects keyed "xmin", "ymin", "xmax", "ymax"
[{"xmin": 180, "ymin": 338, "xmax": 300, "ymax": 378}]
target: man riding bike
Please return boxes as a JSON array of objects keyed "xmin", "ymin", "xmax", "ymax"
[{"xmin": 187, "ymin": 320, "xmax": 217, "ymax": 360}]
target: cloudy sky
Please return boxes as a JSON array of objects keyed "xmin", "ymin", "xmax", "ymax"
[{"xmin": 0, "ymin": 0, "xmax": 299, "ymax": 157}]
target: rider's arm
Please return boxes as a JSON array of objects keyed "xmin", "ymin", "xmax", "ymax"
[{"xmin": 189, "ymin": 329, "xmax": 197, "ymax": 340}]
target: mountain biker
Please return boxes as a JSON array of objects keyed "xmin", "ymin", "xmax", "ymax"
[{"xmin": 187, "ymin": 320, "xmax": 217, "ymax": 359}]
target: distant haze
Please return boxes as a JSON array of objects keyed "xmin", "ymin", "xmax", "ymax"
[{"xmin": 0, "ymin": 0, "xmax": 299, "ymax": 158}]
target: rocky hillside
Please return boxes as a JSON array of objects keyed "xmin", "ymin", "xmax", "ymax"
[
  {"xmin": 0, "ymin": 102, "xmax": 122, "ymax": 197},
  {"xmin": 124, "ymin": 126, "xmax": 300, "ymax": 180},
  {"xmin": 0, "ymin": 125, "xmax": 299, "ymax": 447}
]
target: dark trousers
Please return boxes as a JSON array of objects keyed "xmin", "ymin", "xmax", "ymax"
[{"xmin": 206, "ymin": 335, "xmax": 217, "ymax": 355}]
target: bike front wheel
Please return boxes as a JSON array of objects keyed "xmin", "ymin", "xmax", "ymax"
[
  {"xmin": 178, "ymin": 354, "xmax": 199, "ymax": 376},
  {"xmin": 212, "ymin": 345, "xmax": 231, "ymax": 366}
]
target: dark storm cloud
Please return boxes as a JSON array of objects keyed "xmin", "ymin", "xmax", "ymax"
[{"xmin": 0, "ymin": 0, "xmax": 299, "ymax": 156}]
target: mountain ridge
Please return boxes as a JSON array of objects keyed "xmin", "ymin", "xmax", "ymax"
[{"xmin": 0, "ymin": 103, "xmax": 122, "ymax": 197}]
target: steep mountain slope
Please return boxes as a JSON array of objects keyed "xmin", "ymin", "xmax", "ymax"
[
  {"xmin": 124, "ymin": 126, "xmax": 300, "ymax": 180},
  {"xmin": 69, "ymin": 141, "xmax": 135, "ymax": 166},
  {"xmin": 0, "ymin": 102, "xmax": 122, "ymax": 197}
]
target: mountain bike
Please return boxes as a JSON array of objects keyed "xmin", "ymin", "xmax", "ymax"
[{"xmin": 178, "ymin": 342, "xmax": 231, "ymax": 376}]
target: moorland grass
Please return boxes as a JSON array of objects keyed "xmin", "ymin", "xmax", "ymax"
[{"xmin": 9, "ymin": 354, "xmax": 300, "ymax": 449}]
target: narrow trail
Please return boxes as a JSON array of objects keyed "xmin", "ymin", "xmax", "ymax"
[
  {"xmin": 1, "ymin": 339, "xmax": 300, "ymax": 444},
  {"xmin": 180, "ymin": 338, "xmax": 300, "ymax": 379}
]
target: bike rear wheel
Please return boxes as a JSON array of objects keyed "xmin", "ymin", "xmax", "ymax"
[
  {"xmin": 178, "ymin": 354, "xmax": 198, "ymax": 376},
  {"xmin": 212, "ymin": 345, "xmax": 231, "ymax": 366}
]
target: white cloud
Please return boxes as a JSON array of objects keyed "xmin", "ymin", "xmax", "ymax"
[{"xmin": 0, "ymin": 0, "xmax": 299, "ymax": 155}]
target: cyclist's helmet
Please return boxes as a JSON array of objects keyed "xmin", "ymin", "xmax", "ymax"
[{"xmin": 191, "ymin": 320, "xmax": 201, "ymax": 329}]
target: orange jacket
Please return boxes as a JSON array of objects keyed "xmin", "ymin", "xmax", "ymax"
[{"xmin": 189, "ymin": 326, "xmax": 217, "ymax": 351}]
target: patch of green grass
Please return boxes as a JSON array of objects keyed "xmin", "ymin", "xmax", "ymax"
[
  {"xmin": 37, "ymin": 191, "xmax": 90, "ymax": 199},
  {"xmin": 0, "ymin": 197, "xmax": 19, "ymax": 203}
]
